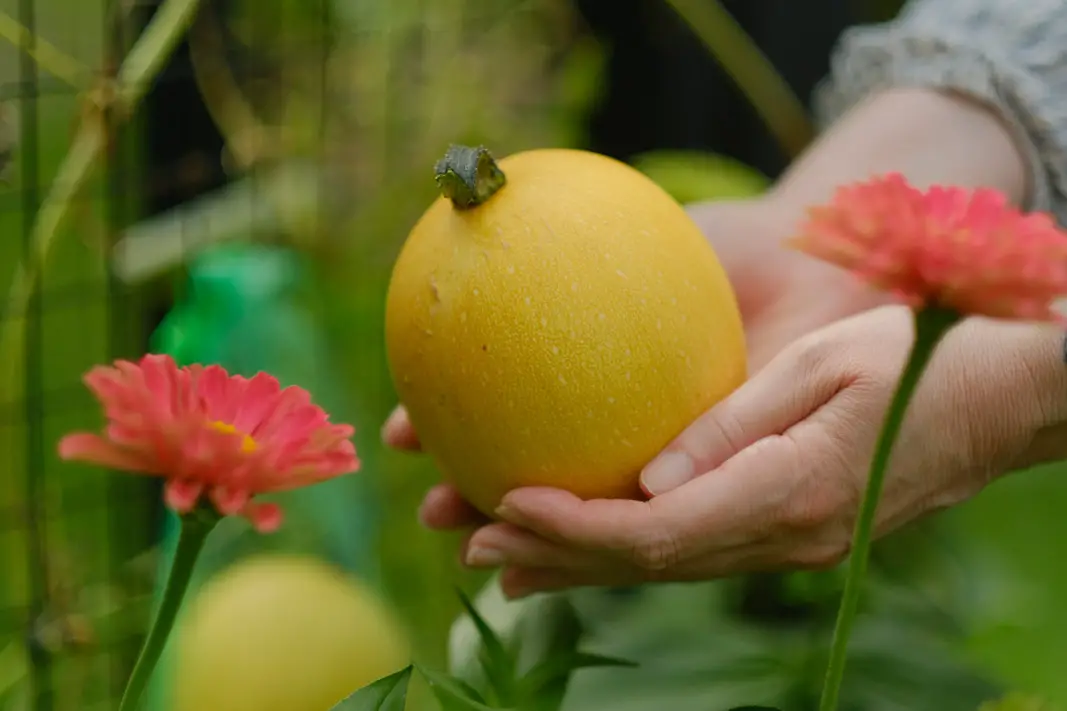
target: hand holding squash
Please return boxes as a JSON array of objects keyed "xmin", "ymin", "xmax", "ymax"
[
  {"xmin": 421, "ymin": 307, "xmax": 1063, "ymax": 595},
  {"xmin": 383, "ymin": 189, "xmax": 890, "ymax": 532}
]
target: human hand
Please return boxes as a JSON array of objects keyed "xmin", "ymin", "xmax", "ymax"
[
  {"xmin": 405, "ymin": 306, "xmax": 1050, "ymax": 597},
  {"xmin": 384, "ymin": 195, "xmax": 892, "ymax": 528}
]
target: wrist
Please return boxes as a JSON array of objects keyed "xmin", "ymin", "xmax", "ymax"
[
  {"xmin": 1008, "ymin": 326, "xmax": 1067, "ymax": 471},
  {"xmin": 759, "ymin": 190, "xmax": 895, "ymax": 314},
  {"xmin": 941, "ymin": 319, "xmax": 1067, "ymax": 478}
]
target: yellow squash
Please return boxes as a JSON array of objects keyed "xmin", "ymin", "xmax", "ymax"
[
  {"xmin": 385, "ymin": 145, "xmax": 747, "ymax": 516},
  {"xmin": 172, "ymin": 555, "xmax": 410, "ymax": 711}
]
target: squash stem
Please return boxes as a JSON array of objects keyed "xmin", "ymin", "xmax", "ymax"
[{"xmin": 434, "ymin": 144, "xmax": 507, "ymax": 209}]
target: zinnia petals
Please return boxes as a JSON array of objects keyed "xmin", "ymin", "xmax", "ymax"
[
  {"xmin": 787, "ymin": 173, "xmax": 1067, "ymax": 321},
  {"xmin": 58, "ymin": 433, "xmax": 155, "ymax": 473},
  {"xmin": 59, "ymin": 354, "xmax": 360, "ymax": 531}
]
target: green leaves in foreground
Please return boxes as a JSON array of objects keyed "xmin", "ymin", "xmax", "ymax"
[
  {"xmin": 417, "ymin": 663, "xmax": 500, "ymax": 711},
  {"xmin": 330, "ymin": 666, "xmax": 413, "ymax": 711},
  {"xmin": 455, "ymin": 587, "xmax": 636, "ymax": 711},
  {"xmin": 456, "ymin": 587, "xmax": 518, "ymax": 704},
  {"xmin": 329, "ymin": 587, "xmax": 637, "ymax": 711}
]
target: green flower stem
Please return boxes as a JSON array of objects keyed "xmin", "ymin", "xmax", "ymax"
[
  {"xmin": 117, "ymin": 510, "xmax": 217, "ymax": 711},
  {"xmin": 818, "ymin": 305, "xmax": 961, "ymax": 711}
]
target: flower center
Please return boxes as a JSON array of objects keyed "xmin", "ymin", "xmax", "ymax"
[{"xmin": 209, "ymin": 421, "xmax": 257, "ymax": 453}]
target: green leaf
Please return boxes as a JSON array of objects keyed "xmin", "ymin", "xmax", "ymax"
[
  {"xmin": 328, "ymin": 666, "xmax": 413, "ymax": 711},
  {"xmin": 510, "ymin": 596, "xmax": 589, "ymax": 711},
  {"xmin": 518, "ymin": 651, "xmax": 638, "ymax": 701},
  {"xmin": 417, "ymin": 663, "xmax": 508, "ymax": 711},
  {"xmin": 630, "ymin": 150, "xmax": 769, "ymax": 204},
  {"xmin": 456, "ymin": 587, "xmax": 517, "ymax": 704}
]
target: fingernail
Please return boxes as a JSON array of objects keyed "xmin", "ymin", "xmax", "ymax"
[
  {"xmin": 640, "ymin": 451, "xmax": 695, "ymax": 496},
  {"xmin": 465, "ymin": 546, "xmax": 506, "ymax": 568},
  {"xmin": 380, "ymin": 408, "xmax": 404, "ymax": 441},
  {"xmin": 494, "ymin": 502, "xmax": 524, "ymax": 524}
]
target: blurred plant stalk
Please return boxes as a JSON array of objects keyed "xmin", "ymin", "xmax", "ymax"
[
  {"xmin": 109, "ymin": 0, "xmax": 602, "ymax": 282},
  {"xmin": 0, "ymin": 0, "xmax": 205, "ymax": 689},
  {"xmin": 663, "ymin": 0, "xmax": 814, "ymax": 158}
]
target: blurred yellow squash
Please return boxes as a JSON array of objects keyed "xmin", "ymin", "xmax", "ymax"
[
  {"xmin": 385, "ymin": 145, "xmax": 747, "ymax": 516},
  {"xmin": 172, "ymin": 555, "xmax": 410, "ymax": 711}
]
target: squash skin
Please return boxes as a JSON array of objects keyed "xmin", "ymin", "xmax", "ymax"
[{"xmin": 385, "ymin": 148, "xmax": 747, "ymax": 516}]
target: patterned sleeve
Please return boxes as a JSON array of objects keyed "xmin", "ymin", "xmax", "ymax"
[{"xmin": 813, "ymin": 0, "xmax": 1067, "ymax": 225}]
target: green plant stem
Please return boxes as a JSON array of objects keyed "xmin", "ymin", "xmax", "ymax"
[
  {"xmin": 115, "ymin": 0, "xmax": 204, "ymax": 111},
  {"xmin": 817, "ymin": 305, "xmax": 960, "ymax": 711},
  {"xmin": 117, "ymin": 511, "xmax": 216, "ymax": 711},
  {"xmin": 662, "ymin": 0, "xmax": 814, "ymax": 158},
  {"xmin": 0, "ymin": 11, "xmax": 88, "ymax": 87}
]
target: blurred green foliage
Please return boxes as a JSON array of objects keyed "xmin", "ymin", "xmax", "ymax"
[{"xmin": 2, "ymin": 0, "xmax": 1067, "ymax": 710}]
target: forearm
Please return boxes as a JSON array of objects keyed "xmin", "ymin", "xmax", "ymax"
[
  {"xmin": 744, "ymin": 87, "xmax": 1029, "ymax": 309},
  {"xmin": 768, "ymin": 87, "xmax": 1029, "ymax": 216}
]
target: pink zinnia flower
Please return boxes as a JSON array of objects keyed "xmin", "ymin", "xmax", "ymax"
[
  {"xmin": 58, "ymin": 354, "xmax": 359, "ymax": 532},
  {"xmin": 787, "ymin": 173, "xmax": 1067, "ymax": 321}
]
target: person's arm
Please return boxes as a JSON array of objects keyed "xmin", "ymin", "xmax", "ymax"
[
  {"xmin": 766, "ymin": 0, "xmax": 1067, "ymax": 467},
  {"xmin": 930, "ymin": 317, "xmax": 1067, "ymax": 476},
  {"xmin": 784, "ymin": 0, "xmax": 1067, "ymax": 219},
  {"xmin": 770, "ymin": 88, "xmax": 1028, "ymax": 215},
  {"xmin": 1005, "ymin": 324, "xmax": 1067, "ymax": 470}
]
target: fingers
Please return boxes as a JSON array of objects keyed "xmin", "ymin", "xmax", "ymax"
[
  {"xmin": 498, "ymin": 433, "xmax": 812, "ymax": 570},
  {"xmin": 419, "ymin": 484, "xmax": 487, "ymax": 530},
  {"xmin": 462, "ymin": 522, "xmax": 617, "ymax": 573},
  {"xmin": 494, "ymin": 543, "xmax": 793, "ymax": 598},
  {"xmin": 639, "ymin": 332, "xmax": 848, "ymax": 496},
  {"xmin": 381, "ymin": 406, "xmax": 421, "ymax": 451}
]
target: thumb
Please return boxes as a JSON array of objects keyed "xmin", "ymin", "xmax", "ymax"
[{"xmin": 640, "ymin": 342, "xmax": 845, "ymax": 497}]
